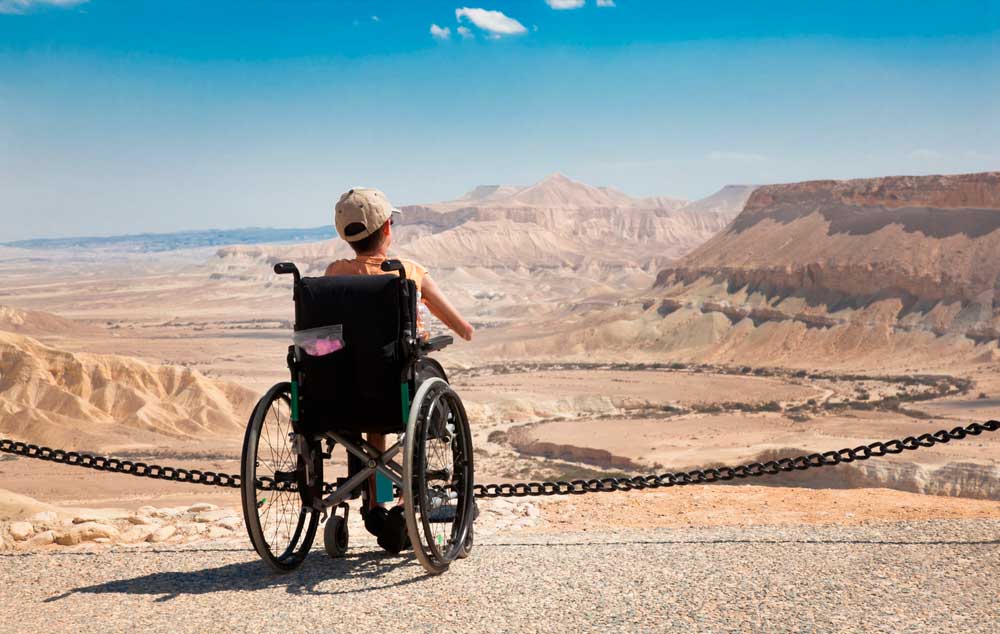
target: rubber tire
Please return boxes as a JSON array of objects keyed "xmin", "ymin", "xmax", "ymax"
[
  {"xmin": 416, "ymin": 357, "xmax": 448, "ymax": 384},
  {"xmin": 241, "ymin": 382, "xmax": 320, "ymax": 573},
  {"xmin": 457, "ymin": 527, "xmax": 473, "ymax": 559},
  {"xmin": 323, "ymin": 515, "xmax": 349, "ymax": 558}
]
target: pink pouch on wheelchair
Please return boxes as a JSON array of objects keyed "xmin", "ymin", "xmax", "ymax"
[{"xmin": 293, "ymin": 324, "xmax": 345, "ymax": 357}]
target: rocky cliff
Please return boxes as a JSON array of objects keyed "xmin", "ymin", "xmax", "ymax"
[
  {"xmin": 652, "ymin": 172, "xmax": 1000, "ymax": 351},
  {"xmin": 483, "ymin": 172, "xmax": 1000, "ymax": 364}
]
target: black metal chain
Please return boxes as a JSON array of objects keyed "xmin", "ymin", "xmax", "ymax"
[
  {"xmin": 0, "ymin": 439, "xmax": 246, "ymax": 489},
  {"xmin": 470, "ymin": 420, "xmax": 1000, "ymax": 498},
  {"xmin": 2, "ymin": 420, "xmax": 997, "ymax": 498}
]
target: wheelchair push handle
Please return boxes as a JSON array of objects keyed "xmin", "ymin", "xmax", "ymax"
[
  {"xmin": 380, "ymin": 259, "xmax": 407, "ymax": 280},
  {"xmin": 274, "ymin": 262, "xmax": 301, "ymax": 284}
]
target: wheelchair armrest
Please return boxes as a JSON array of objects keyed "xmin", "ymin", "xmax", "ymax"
[{"xmin": 421, "ymin": 335, "xmax": 453, "ymax": 353}]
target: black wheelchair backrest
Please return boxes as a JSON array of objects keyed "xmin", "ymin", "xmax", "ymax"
[{"xmin": 294, "ymin": 272, "xmax": 418, "ymax": 434}]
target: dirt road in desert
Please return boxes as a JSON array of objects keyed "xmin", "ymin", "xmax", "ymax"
[{"xmin": 2, "ymin": 520, "xmax": 997, "ymax": 634}]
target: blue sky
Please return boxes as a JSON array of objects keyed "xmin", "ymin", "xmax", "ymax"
[{"xmin": 1, "ymin": 1, "xmax": 997, "ymax": 241}]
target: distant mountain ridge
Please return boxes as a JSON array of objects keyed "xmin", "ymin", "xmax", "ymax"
[
  {"xmin": 6, "ymin": 174, "xmax": 749, "ymax": 255},
  {"xmin": 211, "ymin": 173, "xmax": 750, "ymax": 299},
  {"xmin": 3, "ymin": 226, "xmax": 337, "ymax": 253},
  {"xmin": 416, "ymin": 172, "xmax": 691, "ymax": 212}
]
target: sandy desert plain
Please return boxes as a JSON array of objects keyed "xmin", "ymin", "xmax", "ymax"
[{"xmin": 1, "ymin": 171, "xmax": 1000, "ymax": 551}]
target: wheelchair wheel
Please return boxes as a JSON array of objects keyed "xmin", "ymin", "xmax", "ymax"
[
  {"xmin": 241, "ymin": 382, "xmax": 321, "ymax": 572},
  {"xmin": 403, "ymin": 378, "xmax": 475, "ymax": 575},
  {"xmin": 323, "ymin": 515, "xmax": 349, "ymax": 558}
]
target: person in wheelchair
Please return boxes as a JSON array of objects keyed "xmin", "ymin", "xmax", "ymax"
[
  {"xmin": 327, "ymin": 187, "xmax": 474, "ymax": 552},
  {"xmin": 241, "ymin": 192, "xmax": 476, "ymax": 574}
]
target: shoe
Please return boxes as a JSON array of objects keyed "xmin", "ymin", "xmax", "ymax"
[
  {"xmin": 426, "ymin": 504, "xmax": 457, "ymax": 523},
  {"xmin": 376, "ymin": 506, "xmax": 411, "ymax": 554},
  {"xmin": 362, "ymin": 506, "xmax": 388, "ymax": 538}
]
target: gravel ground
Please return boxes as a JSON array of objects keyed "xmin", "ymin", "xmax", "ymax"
[{"xmin": 1, "ymin": 520, "xmax": 997, "ymax": 634}]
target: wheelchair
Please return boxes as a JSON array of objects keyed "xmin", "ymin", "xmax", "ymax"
[{"xmin": 240, "ymin": 259, "xmax": 475, "ymax": 575}]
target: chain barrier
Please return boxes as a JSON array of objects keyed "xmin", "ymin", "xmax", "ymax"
[
  {"xmin": 473, "ymin": 419, "xmax": 1000, "ymax": 497},
  {"xmin": 2, "ymin": 420, "xmax": 997, "ymax": 498},
  {"xmin": 0, "ymin": 439, "xmax": 244, "ymax": 489}
]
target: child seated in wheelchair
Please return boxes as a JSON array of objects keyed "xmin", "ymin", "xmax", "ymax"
[{"xmin": 326, "ymin": 187, "xmax": 474, "ymax": 551}]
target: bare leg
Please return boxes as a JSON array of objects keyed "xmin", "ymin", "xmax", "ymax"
[{"xmin": 365, "ymin": 432, "xmax": 386, "ymax": 511}]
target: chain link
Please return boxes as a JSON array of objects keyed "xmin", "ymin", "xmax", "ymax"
[{"xmin": 2, "ymin": 420, "xmax": 997, "ymax": 498}]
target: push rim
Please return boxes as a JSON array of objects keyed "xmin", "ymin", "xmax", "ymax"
[{"xmin": 403, "ymin": 378, "xmax": 474, "ymax": 574}]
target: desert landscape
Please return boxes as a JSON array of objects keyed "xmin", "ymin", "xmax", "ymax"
[
  {"xmin": 1, "ymin": 171, "xmax": 999, "ymax": 556},
  {"xmin": 4, "ymin": 3, "xmax": 997, "ymax": 630}
]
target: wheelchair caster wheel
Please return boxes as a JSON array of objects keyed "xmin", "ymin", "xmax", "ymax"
[{"xmin": 324, "ymin": 515, "xmax": 349, "ymax": 558}]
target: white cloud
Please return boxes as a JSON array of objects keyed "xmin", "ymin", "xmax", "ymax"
[
  {"xmin": 429, "ymin": 24, "xmax": 451, "ymax": 40},
  {"xmin": 457, "ymin": 26, "xmax": 473, "ymax": 39},
  {"xmin": 596, "ymin": 0, "xmax": 616, "ymax": 6},
  {"xmin": 0, "ymin": 0, "xmax": 87, "ymax": 14},
  {"xmin": 371, "ymin": 15, "xmax": 380, "ymax": 22},
  {"xmin": 546, "ymin": 0, "xmax": 585, "ymax": 9},
  {"xmin": 455, "ymin": 7, "xmax": 527, "ymax": 36},
  {"xmin": 708, "ymin": 151, "xmax": 768, "ymax": 163}
]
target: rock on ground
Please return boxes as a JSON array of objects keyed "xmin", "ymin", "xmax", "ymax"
[
  {"xmin": 148, "ymin": 526, "xmax": 177, "ymax": 544},
  {"xmin": 56, "ymin": 523, "xmax": 120, "ymax": 546},
  {"xmin": 8, "ymin": 521, "xmax": 33, "ymax": 541},
  {"xmin": 121, "ymin": 525, "xmax": 158, "ymax": 544},
  {"xmin": 26, "ymin": 530, "xmax": 55, "ymax": 547},
  {"xmin": 186, "ymin": 503, "xmax": 218, "ymax": 513}
]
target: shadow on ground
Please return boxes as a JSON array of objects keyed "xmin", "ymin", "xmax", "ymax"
[
  {"xmin": 39, "ymin": 532, "xmax": 1000, "ymax": 604},
  {"xmin": 44, "ymin": 549, "xmax": 429, "ymax": 602}
]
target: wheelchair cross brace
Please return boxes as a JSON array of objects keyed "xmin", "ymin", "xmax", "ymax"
[{"xmin": 308, "ymin": 431, "xmax": 405, "ymax": 513}]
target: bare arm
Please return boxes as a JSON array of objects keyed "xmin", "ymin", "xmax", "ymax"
[{"xmin": 421, "ymin": 275, "xmax": 473, "ymax": 341}]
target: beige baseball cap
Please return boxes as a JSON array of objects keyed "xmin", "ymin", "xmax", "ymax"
[{"xmin": 334, "ymin": 187, "xmax": 400, "ymax": 242}]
